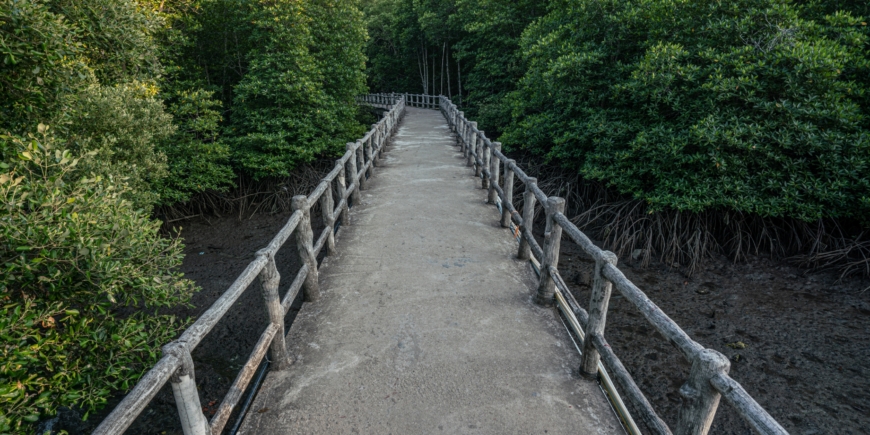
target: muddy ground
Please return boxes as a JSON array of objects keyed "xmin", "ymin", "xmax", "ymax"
[
  {"xmin": 71, "ymin": 211, "xmax": 870, "ymax": 434},
  {"xmin": 60, "ymin": 211, "xmax": 317, "ymax": 434},
  {"xmin": 557, "ymin": 238, "xmax": 870, "ymax": 435}
]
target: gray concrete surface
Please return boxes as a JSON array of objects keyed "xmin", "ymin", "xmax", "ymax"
[{"xmin": 239, "ymin": 107, "xmax": 624, "ymax": 434}]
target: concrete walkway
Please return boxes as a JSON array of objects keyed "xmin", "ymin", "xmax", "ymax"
[{"xmin": 239, "ymin": 107, "xmax": 624, "ymax": 434}]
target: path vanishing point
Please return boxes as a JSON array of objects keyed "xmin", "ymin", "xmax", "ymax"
[{"xmin": 238, "ymin": 107, "xmax": 624, "ymax": 434}]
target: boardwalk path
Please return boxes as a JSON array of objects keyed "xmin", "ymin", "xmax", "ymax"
[{"xmin": 239, "ymin": 107, "xmax": 623, "ymax": 434}]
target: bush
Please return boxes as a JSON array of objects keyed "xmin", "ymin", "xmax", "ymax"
[
  {"xmin": 503, "ymin": 0, "xmax": 870, "ymax": 223},
  {"xmin": 155, "ymin": 88, "xmax": 235, "ymax": 205},
  {"xmin": 0, "ymin": 129, "xmax": 195, "ymax": 432},
  {"xmin": 64, "ymin": 83, "xmax": 174, "ymax": 209},
  {"xmin": 229, "ymin": 0, "xmax": 368, "ymax": 179},
  {"xmin": 0, "ymin": 0, "xmax": 91, "ymax": 135}
]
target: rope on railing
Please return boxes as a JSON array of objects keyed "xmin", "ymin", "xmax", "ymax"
[{"xmin": 94, "ymin": 94, "xmax": 407, "ymax": 435}]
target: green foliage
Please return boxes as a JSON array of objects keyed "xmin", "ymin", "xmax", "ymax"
[
  {"xmin": 362, "ymin": 0, "xmax": 544, "ymax": 134},
  {"xmin": 503, "ymin": 0, "xmax": 870, "ymax": 223},
  {"xmin": 64, "ymin": 83, "xmax": 174, "ymax": 209},
  {"xmin": 47, "ymin": 0, "xmax": 163, "ymax": 85},
  {"xmin": 450, "ymin": 0, "xmax": 543, "ymax": 133},
  {"xmin": 230, "ymin": 0, "xmax": 368, "ymax": 179},
  {"xmin": 155, "ymin": 89, "xmax": 234, "ymax": 205},
  {"xmin": 0, "ymin": 130, "xmax": 194, "ymax": 431},
  {"xmin": 0, "ymin": 0, "xmax": 91, "ymax": 134},
  {"xmin": 156, "ymin": 0, "xmax": 255, "ymax": 111}
]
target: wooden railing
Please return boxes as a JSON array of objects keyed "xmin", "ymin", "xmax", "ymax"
[
  {"xmin": 424, "ymin": 93, "xmax": 789, "ymax": 435},
  {"xmin": 93, "ymin": 95, "xmax": 406, "ymax": 435}
]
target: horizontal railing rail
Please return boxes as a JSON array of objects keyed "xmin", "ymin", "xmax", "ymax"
[
  {"xmin": 436, "ymin": 94, "xmax": 789, "ymax": 435},
  {"xmin": 94, "ymin": 95, "xmax": 406, "ymax": 435},
  {"xmin": 359, "ymin": 92, "xmax": 442, "ymax": 110}
]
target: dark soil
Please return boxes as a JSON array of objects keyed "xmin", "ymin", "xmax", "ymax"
[
  {"xmin": 67, "ymin": 211, "xmax": 869, "ymax": 434},
  {"xmin": 556, "ymin": 238, "xmax": 870, "ymax": 435},
  {"xmin": 56, "ymin": 211, "xmax": 317, "ymax": 435}
]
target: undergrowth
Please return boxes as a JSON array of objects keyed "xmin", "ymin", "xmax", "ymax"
[{"xmin": 510, "ymin": 156, "xmax": 870, "ymax": 280}]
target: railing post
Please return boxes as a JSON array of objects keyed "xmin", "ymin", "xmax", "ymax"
[
  {"xmin": 162, "ymin": 342, "xmax": 211, "ymax": 435},
  {"xmin": 517, "ymin": 178, "xmax": 537, "ymax": 260},
  {"xmin": 580, "ymin": 250, "xmax": 618, "ymax": 377},
  {"xmin": 467, "ymin": 123, "xmax": 477, "ymax": 167},
  {"xmin": 371, "ymin": 124, "xmax": 381, "ymax": 166},
  {"xmin": 356, "ymin": 140, "xmax": 368, "ymax": 190},
  {"xmin": 336, "ymin": 159, "xmax": 350, "ymax": 225},
  {"xmin": 676, "ymin": 349, "xmax": 731, "ymax": 435},
  {"xmin": 346, "ymin": 143, "xmax": 361, "ymax": 205},
  {"xmin": 501, "ymin": 159, "xmax": 515, "ymax": 228},
  {"xmin": 471, "ymin": 131, "xmax": 486, "ymax": 178},
  {"xmin": 292, "ymin": 195, "xmax": 321, "ymax": 302},
  {"xmin": 320, "ymin": 182, "xmax": 337, "ymax": 254},
  {"xmin": 458, "ymin": 112, "xmax": 466, "ymax": 150},
  {"xmin": 488, "ymin": 142, "xmax": 501, "ymax": 204},
  {"xmin": 535, "ymin": 197, "xmax": 565, "ymax": 306},
  {"xmin": 256, "ymin": 251, "xmax": 293, "ymax": 369},
  {"xmin": 481, "ymin": 139, "xmax": 491, "ymax": 189},
  {"xmin": 365, "ymin": 134, "xmax": 375, "ymax": 175}
]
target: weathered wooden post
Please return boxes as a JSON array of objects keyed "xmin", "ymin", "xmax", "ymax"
[
  {"xmin": 481, "ymin": 139, "xmax": 491, "ymax": 189},
  {"xmin": 336, "ymin": 159, "xmax": 350, "ymax": 225},
  {"xmin": 535, "ymin": 197, "xmax": 565, "ymax": 306},
  {"xmin": 291, "ymin": 195, "xmax": 321, "ymax": 302},
  {"xmin": 488, "ymin": 142, "xmax": 501, "ymax": 204},
  {"xmin": 467, "ymin": 123, "xmax": 477, "ymax": 167},
  {"xmin": 346, "ymin": 143, "xmax": 361, "ymax": 205},
  {"xmin": 517, "ymin": 178, "xmax": 538, "ymax": 260},
  {"xmin": 320, "ymin": 182, "xmax": 336, "ymax": 254},
  {"xmin": 676, "ymin": 349, "xmax": 731, "ymax": 435},
  {"xmin": 458, "ymin": 112, "xmax": 466, "ymax": 150},
  {"xmin": 501, "ymin": 159, "xmax": 515, "ymax": 228},
  {"xmin": 365, "ymin": 133, "xmax": 375, "ymax": 175},
  {"xmin": 373, "ymin": 123, "xmax": 383, "ymax": 165},
  {"xmin": 580, "ymin": 250, "xmax": 618, "ymax": 377},
  {"xmin": 257, "ymin": 251, "xmax": 293, "ymax": 369},
  {"xmin": 355, "ymin": 140, "xmax": 367, "ymax": 191},
  {"xmin": 162, "ymin": 342, "xmax": 211, "ymax": 435}
]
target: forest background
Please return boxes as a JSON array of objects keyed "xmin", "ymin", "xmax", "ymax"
[{"xmin": 1, "ymin": 0, "xmax": 869, "ymax": 432}]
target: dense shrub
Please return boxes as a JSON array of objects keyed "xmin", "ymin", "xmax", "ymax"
[
  {"xmin": 502, "ymin": 0, "xmax": 870, "ymax": 223},
  {"xmin": 450, "ymin": 0, "xmax": 544, "ymax": 134},
  {"xmin": 0, "ymin": 130, "xmax": 195, "ymax": 431},
  {"xmin": 154, "ymin": 89, "xmax": 234, "ymax": 205},
  {"xmin": 0, "ymin": 0, "xmax": 91, "ymax": 135},
  {"xmin": 47, "ymin": 0, "xmax": 163, "ymax": 85},
  {"xmin": 65, "ymin": 83, "xmax": 174, "ymax": 208},
  {"xmin": 229, "ymin": 0, "xmax": 368, "ymax": 179}
]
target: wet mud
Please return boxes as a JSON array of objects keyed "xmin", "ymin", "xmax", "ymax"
[{"xmin": 557, "ymin": 238, "xmax": 870, "ymax": 435}]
